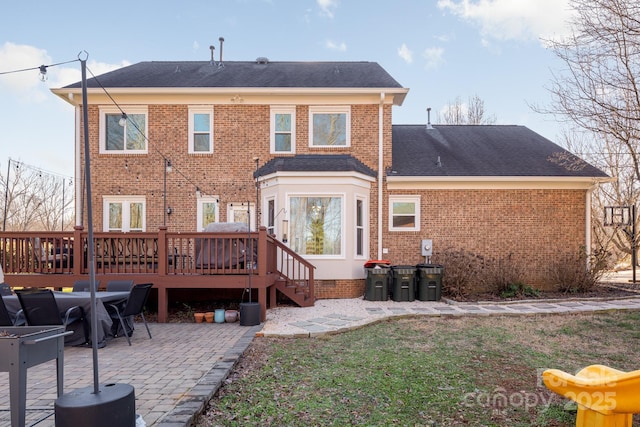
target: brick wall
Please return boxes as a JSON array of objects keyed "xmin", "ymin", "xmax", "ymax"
[{"xmin": 381, "ymin": 188, "xmax": 587, "ymax": 290}]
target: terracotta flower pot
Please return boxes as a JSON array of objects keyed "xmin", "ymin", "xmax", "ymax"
[
  {"xmin": 225, "ymin": 310, "xmax": 238, "ymax": 323},
  {"xmin": 204, "ymin": 312, "xmax": 214, "ymax": 323},
  {"xmin": 194, "ymin": 312, "xmax": 205, "ymax": 323}
]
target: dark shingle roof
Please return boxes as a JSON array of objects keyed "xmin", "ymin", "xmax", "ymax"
[
  {"xmin": 391, "ymin": 125, "xmax": 609, "ymax": 178},
  {"xmin": 64, "ymin": 61, "xmax": 404, "ymax": 89},
  {"xmin": 256, "ymin": 155, "xmax": 376, "ymax": 178}
]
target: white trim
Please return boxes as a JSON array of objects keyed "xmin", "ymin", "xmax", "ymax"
[
  {"xmin": 308, "ymin": 106, "xmax": 351, "ymax": 147},
  {"xmin": 98, "ymin": 106, "xmax": 148, "ymax": 154},
  {"xmin": 270, "ymin": 106, "xmax": 296, "ymax": 154},
  {"xmin": 188, "ymin": 106, "xmax": 214, "ymax": 154},
  {"xmin": 389, "ymin": 195, "xmax": 421, "ymax": 232},
  {"xmin": 386, "ymin": 176, "xmax": 614, "ymax": 190}
]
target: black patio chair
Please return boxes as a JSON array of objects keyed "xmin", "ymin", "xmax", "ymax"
[
  {"xmin": 72, "ymin": 280, "xmax": 100, "ymax": 292},
  {"xmin": 0, "ymin": 283, "xmax": 12, "ymax": 296},
  {"xmin": 0, "ymin": 296, "xmax": 15, "ymax": 326},
  {"xmin": 106, "ymin": 280, "xmax": 134, "ymax": 292},
  {"xmin": 106, "ymin": 283, "xmax": 153, "ymax": 346},
  {"xmin": 16, "ymin": 289, "xmax": 89, "ymax": 344}
]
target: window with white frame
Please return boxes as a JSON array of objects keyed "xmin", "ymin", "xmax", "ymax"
[
  {"xmin": 228, "ymin": 203, "xmax": 255, "ymax": 231},
  {"xmin": 103, "ymin": 196, "xmax": 146, "ymax": 232},
  {"xmin": 197, "ymin": 197, "xmax": 219, "ymax": 231},
  {"xmin": 355, "ymin": 197, "xmax": 366, "ymax": 257},
  {"xmin": 389, "ymin": 196, "xmax": 420, "ymax": 231},
  {"xmin": 289, "ymin": 196, "xmax": 342, "ymax": 256},
  {"xmin": 270, "ymin": 106, "xmax": 295, "ymax": 153},
  {"xmin": 266, "ymin": 198, "xmax": 275, "ymax": 236},
  {"xmin": 189, "ymin": 106, "xmax": 213, "ymax": 153},
  {"xmin": 309, "ymin": 106, "xmax": 350, "ymax": 147},
  {"xmin": 99, "ymin": 107, "xmax": 148, "ymax": 153}
]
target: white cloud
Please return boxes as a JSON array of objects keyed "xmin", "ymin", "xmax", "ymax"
[
  {"xmin": 0, "ymin": 42, "xmax": 52, "ymax": 102},
  {"xmin": 437, "ymin": 0, "xmax": 573, "ymax": 43},
  {"xmin": 317, "ymin": 0, "xmax": 338, "ymax": 18},
  {"xmin": 423, "ymin": 47, "xmax": 445, "ymax": 69},
  {"xmin": 325, "ymin": 40, "xmax": 347, "ymax": 52},
  {"xmin": 398, "ymin": 43, "xmax": 413, "ymax": 64}
]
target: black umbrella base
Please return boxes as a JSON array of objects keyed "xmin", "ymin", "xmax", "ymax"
[
  {"xmin": 55, "ymin": 383, "xmax": 135, "ymax": 427},
  {"xmin": 239, "ymin": 302, "xmax": 261, "ymax": 326}
]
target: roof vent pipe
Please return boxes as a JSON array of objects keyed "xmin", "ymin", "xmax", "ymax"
[
  {"xmin": 426, "ymin": 107, "xmax": 433, "ymax": 130},
  {"xmin": 219, "ymin": 37, "xmax": 224, "ymax": 64},
  {"xmin": 209, "ymin": 45, "xmax": 216, "ymax": 66}
]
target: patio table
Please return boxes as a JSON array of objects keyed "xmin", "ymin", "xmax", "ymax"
[{"xmin": 2, "ymin": 291, "xmax": 129, "ymax": 347}]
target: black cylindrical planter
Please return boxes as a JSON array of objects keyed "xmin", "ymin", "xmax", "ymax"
[
  {"xmin": 55, "ymin": 383, "xmax": 135, "ymax": 427},
  {"xmin": 239, "ymin": 302, "xmax": 260, "ymax": 326}
]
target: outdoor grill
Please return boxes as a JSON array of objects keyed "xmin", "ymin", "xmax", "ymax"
[{"xmin": 0, "ymin": 326, "xmax": 70, "ymax": 427}]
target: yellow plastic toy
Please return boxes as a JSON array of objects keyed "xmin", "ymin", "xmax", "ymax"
[{"xmin": 542, "ymin": 364, "xmax": 640, "ymax": 427}]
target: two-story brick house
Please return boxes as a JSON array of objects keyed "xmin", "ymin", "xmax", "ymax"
[{"xmin": 52, "ymin": 57, "xmax": 609, "ymax": 300}]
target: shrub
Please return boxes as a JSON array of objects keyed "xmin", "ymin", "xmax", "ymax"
[{"xmin": 549, "ymin": 246, "xmax": 608, "ymax": 293}]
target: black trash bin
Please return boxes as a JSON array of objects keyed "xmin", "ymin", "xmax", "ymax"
[
  {"xmin": 364, "ymin": 260, "xmax": 391, "ymax": 301},
  {"xmin": 391, "ymin": 265, "xmax": 416, "ymax": 302},
  {"xmin": 416, "ymin": 264, "xmax": 444, "ymax": 301}
]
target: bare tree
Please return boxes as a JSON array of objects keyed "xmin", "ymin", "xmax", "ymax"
[
  {"xmin": 541, "ymin": 0, "xmax": 640, "ymax": 264},
  {"xmin": 1, "ymin": 160, "xmax": 74, "ymax": 231},
  {"xmin": 438, "ymin": 94, "xmax": 497, "ymax": 125}
]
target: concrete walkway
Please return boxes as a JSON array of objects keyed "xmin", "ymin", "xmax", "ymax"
[{"xmin": 1, "ymin": 272, "xmax": 639, "ymax": 426}]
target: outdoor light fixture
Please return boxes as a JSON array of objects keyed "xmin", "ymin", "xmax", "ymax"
[
  {"xmin": 166, "ymin": 207, "xmax": 172, "ymax": 215},
  {"xmin": 165, "ymin": 160, "xmax": 172, "ymax": 172},
  {"xmin": 38, "ymin": 65, "xmax": 47, "ymax": 82},
  {"xmin": 282, "ymin": 219, "xmax": 289, "ymax": 243},
  {"xmin": 118, "ymin": 113, "xmax": 127, "ymax": 127},
  {"xmin": 196, "ymin": 187, "xmax": 201, "ymax": 198}
]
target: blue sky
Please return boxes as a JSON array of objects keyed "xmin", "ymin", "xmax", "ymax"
[{"xmin": 0, "ymin": 0, "xmax": 573, "ymax": 178}]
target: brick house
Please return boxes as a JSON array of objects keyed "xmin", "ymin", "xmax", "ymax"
[{"xmin": 52, "ymin": 57, "xmax": 610, "ymax": 299}]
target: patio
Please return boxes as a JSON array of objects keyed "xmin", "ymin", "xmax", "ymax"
[{"xmin": 0, "ymin": 321, "xmax": 261, "ymax": 427}]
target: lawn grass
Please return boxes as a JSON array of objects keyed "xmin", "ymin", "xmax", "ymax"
[{"xmin": 197, "ymin": 311, "xmax": 640, "ymax": 426}]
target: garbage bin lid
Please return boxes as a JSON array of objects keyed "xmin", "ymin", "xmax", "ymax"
[{"xmin": 364, "ymin": 259, "xmax": 391, "ymax": 268}]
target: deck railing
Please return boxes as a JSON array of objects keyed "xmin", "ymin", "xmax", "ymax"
[{"xmin": 0, "ymin": 226, "xmax": 315, "ymax": 321}]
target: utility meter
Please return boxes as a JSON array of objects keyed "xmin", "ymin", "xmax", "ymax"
[{"xmin": 421, "ymin": 239, "xmax": 433, "ymax": 256}]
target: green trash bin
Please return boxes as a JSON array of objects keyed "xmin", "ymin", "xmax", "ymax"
[
  {"xmin": 391, "ymin": 265, "xmax": 416, "ymax": 302},
  {"xmin": 364, "ymin": 266, "xmax": 390, "ymax": 301},
  {"xmin": 416, "ymin": 264, "xmax": 444, "ymax": 301}
]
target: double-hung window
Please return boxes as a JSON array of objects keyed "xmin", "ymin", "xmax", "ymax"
[
  {"xmin": 197, "ymin": 197, "xmax": 219, "ymax": 231},
  {"xmin": 270, "ymin": 106, "xmax": 295, "ymax": 153},
  {"xmin": 100, "ymin": 107, "xmax": 148, "ymax": 153},
  {"xmin": 189, "ymin": 107, "xmax": 213, "ymax": 153},
  {"xmin": 103, "ymin": 196, "xmax": 146, "ymax": 232},
  {"xmin": 289, "ymin": 196, "xmax": 342, "ymax": 256},
  {"xmin": 389, "ymin": 196, "xmax": 420, "ymax": 231},
  {"xmin": 309, "ymin": 106, "xmax": 350, "ymax": 147},
  {"xmin": 355, "ymin": 197, "xmax": 366, "ymax": 257}
]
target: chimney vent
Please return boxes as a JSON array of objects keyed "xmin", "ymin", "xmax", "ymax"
[
  {"xmin": 256, "ymin": 57, "xmax": 269, "ymax": 64},
  {"xmin": 209, "ymin": 45, "xmax": 216, "ymax": 65},
  {"xmin": 426, "ymin": 107, "xmax": 433, "ymax": 130},
  {"xmin": 218, "ymin": 37, "xmax": 225, "ymax": 64}
]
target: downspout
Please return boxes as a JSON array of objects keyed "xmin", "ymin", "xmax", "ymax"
[
  {"xmin": 378, "ymin": 93, "xmax": 385, "ymax": 260},
  {"xmin": 585, "ymin": 183, "xmax": 597, "ymax": 268}
]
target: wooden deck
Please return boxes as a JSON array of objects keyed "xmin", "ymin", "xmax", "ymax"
[{"xmin": 0, "ymin": 226, "xmax": 315, "ymax": 322}]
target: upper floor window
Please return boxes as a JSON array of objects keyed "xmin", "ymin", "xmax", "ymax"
[
  {"xmin": 197, "ymin": 196, "xmax": 219, "ymax": 231},
  {"xmin": 103, "ymin": 196, "xmax": 146, "ymax": 232},
  {"xmin": 270, "ymin": 106, "xmax": 295, "ymax": 153},
  {"xmin": 189, "ymin": 107, "xmax": 213, "ymax": 153},
  {"xmin": 389, "ymin": 196, "xmax": 420, "ymax": 232},
  {"xmin": 309, "ymin": 106, "xmax": 350, "ymax": 147},
  {"xmin": 99, "ymin": 107, "xmax": 148, "ymax": 154}
]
